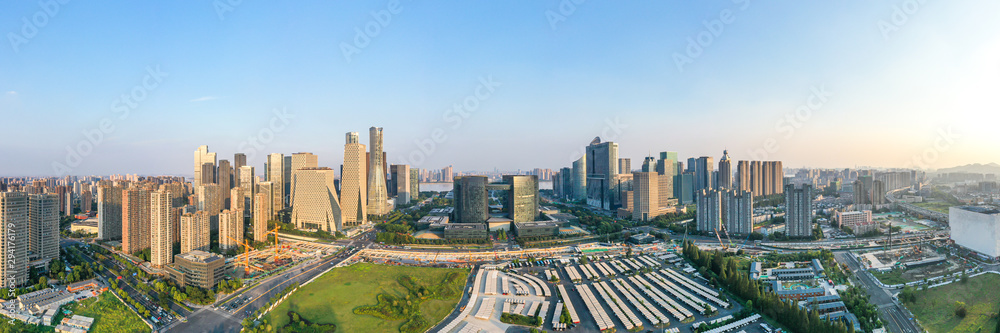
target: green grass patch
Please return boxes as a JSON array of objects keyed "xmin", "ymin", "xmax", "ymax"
[
  {"xmin": 912, "ymin": 201, "xmax": 954, "ymax": 214},
  {"xmin": 265, "ymin": 263, "xmax": 467, "ymax": 333},
  {"xmin": 871, "ymin": 269, "xmax": 907, "ymax": 285},
  {"xmin": 63, "ymin": 292, "xmax": 150, "ymax": 333},
  {"xmin": 907, "ymin": 273, "xmax": 1000, "ymax": 333}
]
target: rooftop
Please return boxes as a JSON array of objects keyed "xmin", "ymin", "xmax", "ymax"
[
  {"xmin": 956, "ymin": 206, "xmax": 1000, "ymax": 215},
  {"xmin": 444, "ymin": 223, "xmax": 486, "ymax": 230},
  {"xmin": 176, "ymin": 250, "xmax": 224, "ymax": 263}
]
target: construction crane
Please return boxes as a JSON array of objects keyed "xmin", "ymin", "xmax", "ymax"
[
  {"xmin": 228, "ymin": 235, "xmax": 254, "ymax": 275},
  {"xmin": 720, "ymin": 224, "xmax": 736, "ymax": 249},
  {"xmin": 264, "ymin": 225, "xmax": 283, "ymax": 258},
  {"xmin": 714, "ymin": 229, "xmax": 727, "ymax": 250}
]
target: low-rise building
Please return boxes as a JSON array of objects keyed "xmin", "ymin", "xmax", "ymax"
[
  {"xmin": 512, "ymin": 221, "xmax": 559, "ymax": 238},
  {"xmin": 443, "ymin": 223, "xmax": 487, "ymax": 239},
  {"xmin": 771, "ymin": 281, "xmax": 824, "ymax": 300},
  {"xmin": 166, "ymin": 250, "xmax": 225, "ymax": 289},
  {"xmin": 628, "ymin": 233, "xmax": 656, "ymax": 244},
  {"xmin": 70, "ymin": 218, "xmax": 100, "ymax": 234},
  {"xmin": 749, "ymin": 262, "xmax": 762, "ymax": 279},
  {"xmin": 16, "ymin": 288, "xmax": 75, "ymax": 315}
]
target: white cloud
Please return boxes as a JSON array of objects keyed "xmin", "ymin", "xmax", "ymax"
[
  {"xmin": 6, "ymin": 91, "xmax": 16, "ymax": 95},
  {"xmin": 189, "ymin": 96, "xmax": 218, "ymax": 102}
]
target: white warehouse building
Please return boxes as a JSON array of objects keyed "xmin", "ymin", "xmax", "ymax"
[{"xmin": 950, "ymin": 206, "xmax": 1000, "ymax": 258}]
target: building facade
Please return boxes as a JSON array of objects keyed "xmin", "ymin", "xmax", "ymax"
[
  {"xmin": 342, "ymin": 133, "xmax": 368, "ymax": 226},
  {"xmin": 290, "ymin": 168, "xmax": 343, "ymax": 232},
  {"xmin": 785, "ymin": 183, "xmax": 814, "ymax": 238}
]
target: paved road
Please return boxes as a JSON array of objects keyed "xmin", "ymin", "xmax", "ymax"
[
  {"xmin": 165, "ymin": 243, "xmax": 366, "ymax": 332},
  {"xmin": 834, "ymin": 251, "xmax": 921, "ymax": 333},
  {"xmin": 61, "ymin": 239, "xmax": 187, "ymax": 330}
]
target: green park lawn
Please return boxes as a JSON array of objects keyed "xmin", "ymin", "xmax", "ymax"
[
  {"xmin": 908, "ymin": 273, "xmax": 1000, "ymax": 333},
  {"xmin": 63, "ymin": 292, "xmax": 151, "ymax": 333},
  {"xmin": 265, "ymin": 263, "xmax": 468, "ymax": 333}
]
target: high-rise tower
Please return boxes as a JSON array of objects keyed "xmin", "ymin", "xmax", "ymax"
[
  {"xmin": 342, "ymin": 132, "xmax": 368, "ymax": 226},
  {"xmin": 367, "ymin": 127, "xmax": 389, "ymax": 215}
]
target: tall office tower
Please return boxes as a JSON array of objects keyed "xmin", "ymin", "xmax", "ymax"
[
  {"xmin": 696, "ymin": 189, "xmax": 721, "ymax": 232},
  {"xmin": 785, "ymin": 184, "xmax": 814, "ymax": 238},
  {"xmin": 632, "ymin": 172, "xmax": 659, "ymax": 221},
  {"xmin": 150, "ymin": 190, "xmax": 173, "ymax": 267},
  {"xmin": 572, "ymin": 156, "xmax": 587, "ymax": 201},
  {"xmin": 193, "ymin": 145, "xmax": 217, "ymax": 189},
  {"xmin": 553, "ymin": 170, "xmax": 562, "ymax": 197},
  {"xmin": 687, "ymin": 158, "xmax": 697, "ymax": 173},
  {"xmin": 641, "ymin": 156, "xmax": 657, "ymax": 172},
  {"xmin": 658, "ymin": 152, "xmax": 680, "ymax": 174},
  {"xmin": 253, "ymin": 192, "xmax": 269, "ymax": 242},
  {"xmin": 219, "ymin": 209, "xmax": 242, "ymax": 250},
  {"xmin": 233, "ymin": 153, "xmax": 247, "ymax": 188},
  {"xmin": 674, "ymin": 172, "xmax": 695, "ymax": 204},
  {"xmin": 718, "ymin": 150, "xmax": 732, "ymax": 190},
  {"xmin": 585, "ymin": 137, "xmax": 619, "ymax": 210},
  {"xmin": 409, "ymin": 168, "xmax": 420, "ymax": 200},
  {"xmin": 618, "ymin": 158, "xmax": 631, "ymax": 174},
  {"xmin": 256, "ymin": 182, "xmax": 274, "ymax": 220},
  {"xmin": 267, "ymin": 153, "xmax": 285, "ymax": 213},
  {"xmin": 853, "ymin": 180, "xmax": 868, "ymax": 206},
  {"xmin": 871, "ymin": 180, "xmax": 886, "ymax": 206},
  {"xmin": 121, "ymin": 188, "xmax": 151, "ymax": 254},
  {"xmin": 390, "ymin": 165, "xmax": 412, "ymax": 205},
  {"xmin": 290, "ymin": 168, "xmax": 343, "ymax": 232},
  {"xmin": 559, "ymin": 167, "xmax": 573, "ymax": 199},
  {"xmin": 695, "ymin": 156, "xmax": 714, "ymax": 192},
  {"xmin": 231, "ymin": 187, "xmax": 246, "ymax": 222},
  {"xmin": 453, "ymin": 176, "xmax": 489, "ymax": 223},
  {"xmin": 218, "ymin": 160, "xmax": 232, "ymax": 209},
  {"xmin": 736, "ymin": 161, "xmax": 751, "ymax": 193},
  {"xmin": 367, "ymin": 127, "xmax": 389, "ymax": 216},
  {"xmin": 27, "ymin": 194, "xmax": 59, "ymax": 262},
  {"xmin": 289, "ymin": 152, "xmax": 319, "ymax": 207},
  {"xmin": 503, "ymin": 175, "xmax": 539, "ymax": 222},
  {"xmin": 180, "ymin": 211, "xmax": 210, "ymax": 253},
  {"xmin": 342, "ymin": 135, "xmax": 368, "ymax": 226},
  {"xmin": 724, "ymin": 190, "xmax": 754, "ymax": 235},
  {"xmin": 0, "ymin": 192, "xmax": 28, "ymax": 287},
  {"xmin": 283, "ymin": 155, "xmax": 292, "ymax": 204},
  {"xmin": 97, "ymin": 184, "xmax": 123, "ymax": 240}
]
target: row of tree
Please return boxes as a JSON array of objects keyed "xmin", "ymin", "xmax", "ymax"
[{"xmin": 683, "ymin": 242, "xmax": 858, "ymax": 333}]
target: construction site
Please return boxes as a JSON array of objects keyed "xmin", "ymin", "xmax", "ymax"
[
  {"xmin": 225, "ymin": 227, "xmax": 343, "ymax": 279},
  {"xmin": 859, "ymin": 244, "xmax": 965, "ymax": 284}
]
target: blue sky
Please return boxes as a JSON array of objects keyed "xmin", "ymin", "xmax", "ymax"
[{"xmin": 1, "ymin": 1, "xmax": 998, "ymax": 177}]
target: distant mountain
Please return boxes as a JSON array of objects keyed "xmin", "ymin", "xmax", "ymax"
[{"xmin": 934, "ymin": 163, "xmax": 1000, "ymax": 175}]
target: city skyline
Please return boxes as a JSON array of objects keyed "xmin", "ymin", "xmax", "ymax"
[{"xmin": 1, "ymin": 2, "xmax": 998, "ymax": 176}]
